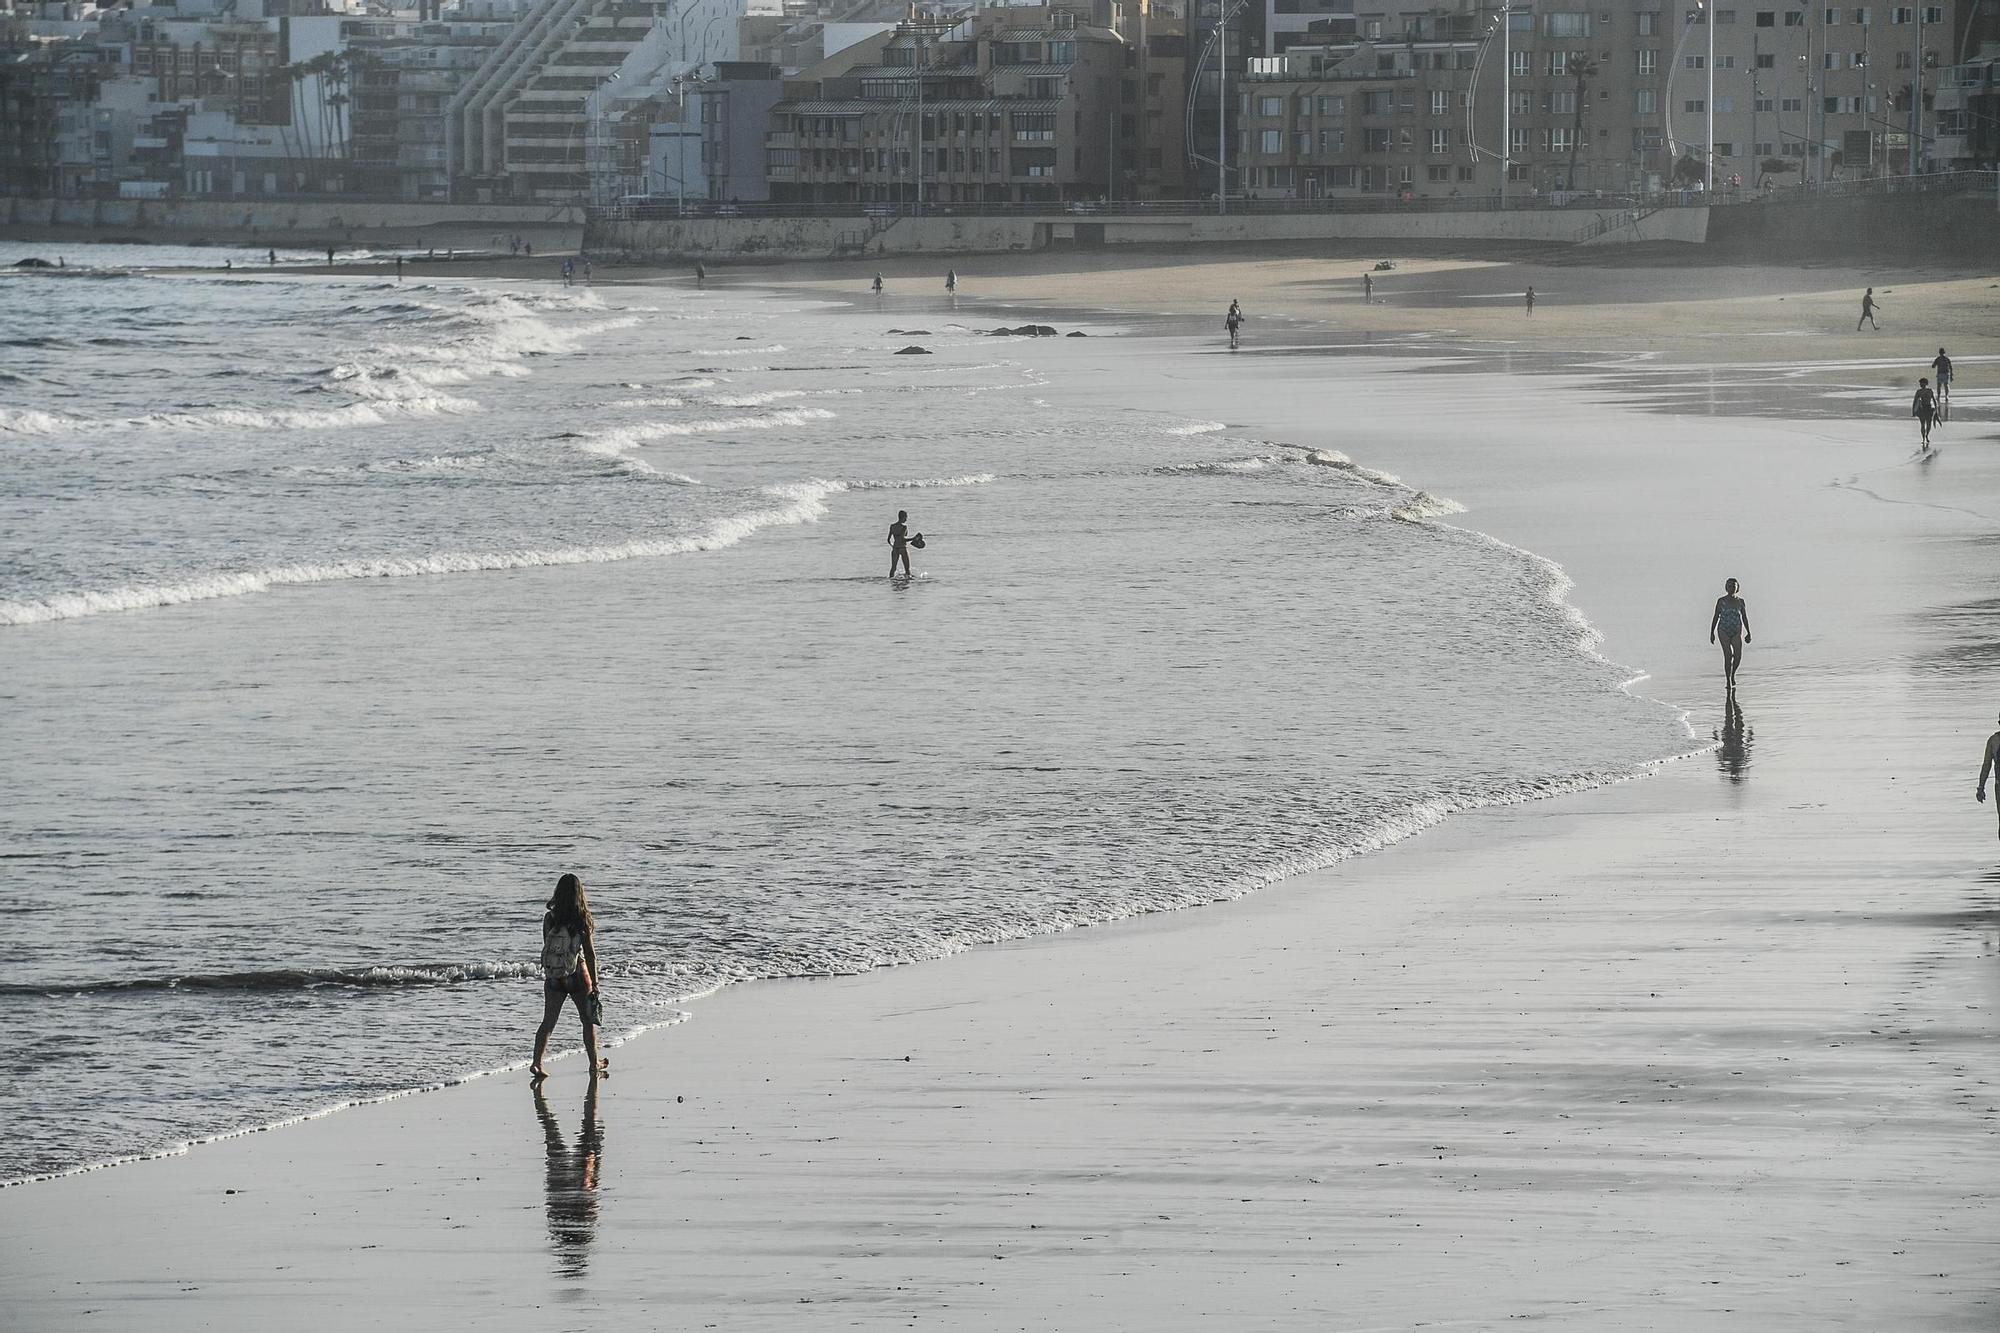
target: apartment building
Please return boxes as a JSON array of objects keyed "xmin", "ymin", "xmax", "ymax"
[
  {"xmin": 1232, "ymin": 0, "xmax": 1971, "ymax": 201},
  {"xmin": 765, "ymin": 3, "xmax": 1126, "ymax": 204}
]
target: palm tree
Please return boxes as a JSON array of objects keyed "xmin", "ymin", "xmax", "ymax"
[{"xmin": 1566, "ymin": 53, "xmax": 1597, "ymax": 191}]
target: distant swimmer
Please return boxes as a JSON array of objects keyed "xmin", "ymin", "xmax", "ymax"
[
  {"xmin": 1524, "ymin": 285, "xmax": 1536, "ymax": 315},
  {"xmin": 531, "ymin": 872, "xmax": 607, "ymax": 1080},
  {"xmin": 1912, "ymin": 377, "xmax": 1938, "ymax": 450},
  {"xmin": 1857, "ymin": 287, "xmax": 1879, "ymax": 331},
  {"xmin": 1225, "ymin": 299, "xmax": 1243, "ymax": 348},
  {"xmin": 1979, "ymin": 715, "xmax": 2000, "ymax": 840},
  {"xmin": 887, "ymin": 509, "xmax": 914, "ymax": 578},
  {"xmin": 267, "ymin": 248, "xmax": 276, "ymax": 266},
  {"xmin": 1709, "ymin": 577, "xmax": 1752, "ymax": 689},
  {"xmin": 872, "ymin": 273, "xmax": 884, "ymax": 294},
  {"xmin": 1362, "ymin": 271, "xmax": 1373, "ymax": 301}
]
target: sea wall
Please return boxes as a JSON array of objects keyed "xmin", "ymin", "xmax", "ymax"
[
  {"xmin": 1705, "ymin": 191, "xmax": 2000, "ymax": 261},
  {"xmin": 594, "ymin": 205, "xmax": 1705, "ymax": 261},
  {"xmin": 0, "ymin": 197, "xmax": 583, "ymax": 251}
]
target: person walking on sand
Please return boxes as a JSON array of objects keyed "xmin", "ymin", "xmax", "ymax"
[
  {"xmin": 1225, "ymin": 299, "xmax": 1243, "ymax": 348},
  {"xmin": 1525, "ymin": 286, "xmax": 1536, "ymax": 315},
  {"xmin": 1931, "ymin": 347, "xmax": 1953, "ymax": 417},
  {"xmin": 1363, "ymin": 271, "xmax": 1373, "ymax": 302},
  {"xmin": 945, "ymin": 268, "xmax": 957, "ymax": 293},
  {"xmin": 1709, "ymin": 577, "xmax": 1752, "ymax": 689},
  {"xmin": 1913, "ymin": 377, "xmax": 1938, "ymax": 450},
  {"xmin": 532, "ymin": 873, "xmax": 608, "ymax": 1080},
  {"xmin": 696, "ymin": 262, "xmax": 706, "ymax": 286},
  {"xmin": 872, "ymin": 273, "xmax": 884, "ymax": 294},
  {"xmin": 888, "ymin": 509, "xmax": 913, "ymax": 578},
  {"xmin": 1857, "ymin": 287, "xmax": 1879, "ymax": 330},
  {"xmin": 1978, "ymin": 715, "xmax": 2000, "ymax": 840}
]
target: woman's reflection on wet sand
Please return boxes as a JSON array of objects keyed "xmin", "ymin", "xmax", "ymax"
[
  {"xmin": 534, "ymin": 1077, "xmax": 603, "ymax": 1279},
  {"xmin": 1716, "ymin": 692, "xmax": 1754, "ymax": 782}
]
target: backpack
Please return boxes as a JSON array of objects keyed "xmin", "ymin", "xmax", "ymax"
[{"xmin": 542, "ymin": 917, "xmax": 585, "ymax": 978}]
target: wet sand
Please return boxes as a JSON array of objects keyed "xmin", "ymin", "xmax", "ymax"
[{"xmin": 6, "ymin": 253, "xmax": 2000, "ymax": 1329}]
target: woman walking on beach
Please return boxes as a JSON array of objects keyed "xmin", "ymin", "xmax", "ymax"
[
  {"xmin": 1709, "ymin": 577, "xmax": 1752, "ymax": 690},
  {"xmin": 1913, "ymin": 377, "xmax": 1938, "ymax": 451},
  {"xmin": 532, "ymin": 873, "xmax": 607, "ymax": 1080}
]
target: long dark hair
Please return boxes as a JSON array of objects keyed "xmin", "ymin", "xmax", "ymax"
[{"xmin": 546, "ymin": 872, "xmax": 594, "ymax": 935}]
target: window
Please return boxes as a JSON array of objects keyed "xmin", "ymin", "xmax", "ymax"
[
  {"xmin": 1399, "ymin": 127, "xmax": 1413, "ymax": 151},
  {"xmin": 1545, "ymin": 126, "xmax": 1575, "ymax": 151},
  {"xmin": 1824, "ymin": 52, "xmax": 1837, "ymax": 67},
  {"xmin": 1511, "ymin": 49, "xmax": 1530, "ymax": 75},
  {"xmin": 1685, "ymin": 98, "xmax": 1707, "ymax": 111},
  {"xmin": 1922, "ymin": 4, "xmax": 1942, "ymax": 19},
  {"xmin": 1551, "ymin": 89, "xmax": 1577, "ymax": 114},
  {"xmin": 1755, "ymin": 9, "xmax": 1776, "ymax": 23},
  {"xmin": 1781, "ymin": 96, "xmax": 1803, "ymax": 110},
  {"xmin": 1429, "ymin": 127, "xmax": 1449, "ymax": 152},
  {"xmin": 1318, "ymin": 95, "xmax": 1345, "ymax": 116},
  {"xmin": 1508, "ymin": 126, "xmax": 1529, "ymax": 154},
  {"xmin": 1716, "ymin": 54, "xmax": 1735, "ymax": 68},
  {"xmin": 1011, "ymin": 111, "xmax": 1056, "ymax": 141},
  {"xmin": 1756, "ymin": 52, "xmax": 1776, "ymax": 66},
  {"xmin": 1636, "ymin": 87, "xmax": 1659, "ymax": 112},
  {"xmin": 1398, "ymin": 165, "xmax": 1414, "ymax": 185},
  {"xmin": 1259, "ymin": 129, "xmax": 1283, "ymax": 153},
  {"xmin": 1824, "ymin": 6, "xmax": 1840, "ymax": 19},
  {"xmin": 1511, "ymin": 90, "xmax": 1533, "ymax": 116},
  {"xmin": 1853, "ymin": 50, "xmax": 1867, "ymax": 64},
  {"xmin": 1319, "ymin": 128, "xmax": 1345, "ymax": 151},
  {"xmin": 1257, "ymin": 96, "xmax": 1283, "ymax": 117},
  {"xmin": 1716, "ymin": 7, "xmax": 1737, "ymax": 19},
  {"xmin": 1755, "ymin": 96, "xmax": 1775, "ymax": 110},
  {"xmin": 1637, "ymin": 8, "xmax": 1660, "ymax": 31},
  {"xmin": 1784, "ymin": 8, "xmax": 1805, "ymax": 21},
  {"xmin": 1427, "ymin": 164, "xmax": 1451, "ymax": 182},
  {"xmin": 1854, "ymin": 5, "xmax": 1869, "ymax": 19},
  {"xmin": 1637, "ymin": 48, "xmax": 1659, "ymax": 73},
  {"xmin": 1295, "ymin": 132, "xmax": 1311, "ymax": 154},
  {"xmin": 1894, "ymin": 49, "xmax": 1910, "ymax": 66},
  {"xmin": 1686, "ymin": 54, "xmax": 1706, "ymax": 69},
  {"xmin": 1891, "ymin": 4, "xmax": 1909, "ymax": 17},
  {"xmin": 1715, "ymin": 96, "xmax": 1735, "ymax": 111},
  {"xmin": 1048, "ymin": 40, "xmax": 1076, "ymax": 61},
  {"xmin": 1755, "ymin": 139, "xmax": 1774, "ymax": 153},
  {"xmin": 1364, "ymin": 127, "xmax": 1391, "ymax": 152},
  {"xmin": 1362, "ymin": 90, "xmax": 1394, "ymax": 115},
  {"xmin": 1459, "ymin": 165, "xmax": 1475, "ymax": 180},
  {"xmin": 1543, "ymin": 11, "xmax": 1591, "ymax": 35},
  {"xmin": 1430, "ymin": 89, "xmax": 1448, "ymax": 115},
  {"xmin": 1547, "ymin": 50, "xmax": 1572, "ymax": 75},
  {"xmin": 1713, "ymin": 141, "xmax": 1734, "ymax": 155},
  {"xmin": 1364, "ymin": 17, "xmax": 1381, "ymax": 36}
]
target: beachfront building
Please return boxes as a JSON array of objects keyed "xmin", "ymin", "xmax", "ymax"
[
  {"xmin": 1929, "ymin": 42, "xmax": 1999, "ymax": 169},
  {"xmin": 348, "ymin": 18, "xmax": 514, "ymax": 200},
  {"xmin": 1227, "ymin": 0, "xmax": 1977, "ymax": 202},
  {"xmin": 764, "ymin": 2, "xmax": 1127, "ymax": 204}
]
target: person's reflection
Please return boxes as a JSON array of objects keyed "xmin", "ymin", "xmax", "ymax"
[
  {"xmin": 534, "ymin": 1077, "xmax": 604, "ymax": 1279},
  {"xmin": 1716, "ymin": 691, "xmax": 1754, "ymax": 782}
]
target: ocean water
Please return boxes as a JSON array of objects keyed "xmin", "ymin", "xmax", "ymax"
[{"xmin": 0, "ymin": 252, "xmax": 1693, "ymax": 1183}]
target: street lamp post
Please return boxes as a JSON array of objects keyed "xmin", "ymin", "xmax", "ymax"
[{"xmin": 1501, "ymin": 1, "xmax": 1510, "ymax": 208}]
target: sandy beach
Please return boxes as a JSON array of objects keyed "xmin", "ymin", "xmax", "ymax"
[{"xmin": 6, "ymin": 249, "xmax": 1999, "ymax": 1329}]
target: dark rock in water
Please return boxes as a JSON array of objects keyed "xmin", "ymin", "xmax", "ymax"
[
  {"xmin": 887, "ymin": 329, "xmax": 931, "ymax": 336},
  {"xmin": 12, "ymin": 257, "xmax": 55, "ymax": 269},
  {"xmin": 734, "ymin": 335, "xmax": 752, "ymax": 340},
  {"xmin": 993, "ymin": 324, "xmax": 1057, "ymax": 336},
  {"xmin": 1066, "ymin": 330, "xmax": 1087, "ymax": 337},
  {"xmin": 894, "ymin": 345, "xmax": 933, "ymax": 355},
  {"xmin": 990, "ymin": 326, "xmax": 1015, "ymax": 336}
]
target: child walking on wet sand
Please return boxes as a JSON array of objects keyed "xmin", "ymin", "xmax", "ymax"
[{"xmin": 1709, "ymin": 577, "xmax": 1752, "ymax": 689}]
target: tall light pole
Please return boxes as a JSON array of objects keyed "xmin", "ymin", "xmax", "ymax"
[
  {"xmin": 1908, "ymin": 2, "xmax": 1923, "ymax": 174},
  {"xmin": 1217, "ymin": 6, "xmax": 1228, "ymax": 213},
  {"xmin": 1500, "ymin": 1, "xmax": 1510, "ymax": 208},
  {"xmin": 1701, "ymin": 0, "xmax": 1715, "ymax": 190}
]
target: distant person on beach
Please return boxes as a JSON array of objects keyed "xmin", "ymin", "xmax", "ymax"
[
  {"xmin": 267, "ymin": 248, "xmax": 276, "ymax": 266},
  {"xmin": 946, "ymin": 268, "xmax": 957, "ymax": 292},
  {"xmin": 1363, "ymin": 272, "xmax": 1373, "ymax": 301},
  {"xmin": 1525, "ymin": 286, "xmax": 1536, "ymax": 314},
  {"xmin": 326, "ymin": 246, "xmax": 335, "ymax": 267},
  {"xmin": 888, "ymin": 509, "xmax": 913, "ymax": 577},
  {"xmin": 872, "ymin": 273, "xmax": 884, "ymax": 294},
  {"xmin": 1978, "ymin": 715, "xmax": 2000, "ymax": 840},
  {"xmin": 1912, "ymin": 377, "xmax": 1937, "ymax": 450},
  {"xmin": 583, "ymin": 259, "xmax": 593, "ymax": 285},
  {"xmin": 223, "ymin": 259, "xmax": 231, "ymax": 270},
  {"xmin": 1932, "ymin": 347, "xmax": 1953, "ymax": 412},
  {"xmin": 525, "ymin": 241, "xmax": 533, "ymax": 258},
  {"xmin": 395, "ymin": 255, "xmax": 403, "ymax": 282},
  {"xmin": 1857, "ymin": 288, "xmax": 1879, "ymax": 330},
  {"xmin": 1709, "ymin": 577, "xmax": 1752, "ymax": 689},
  {"xmin": 532, "ymin": 872, "xmax": 607, "ymax": 1080},
  {"xmin": 696, "ymin": 262, "xmax": 706, "ymax": 286},
  {"xmin": 561, "ymin": 259, "xmax": 574, "ymax": 287},
  {"xmin": 1225, "ymin": 299, "xmax": 1243, "ymax": 348}
]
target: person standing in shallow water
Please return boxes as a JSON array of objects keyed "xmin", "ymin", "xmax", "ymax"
[
  {"xmin": 888, "ymin": 509, "xmax": 912, "ymax": 578},
  {"xmin": 1978, "ymin": 716, "xmax": 2000, "ymax": 840},
  {"xmin": 532, "ymin": 873, "xmax": 607, "ymax": 1080},
  {"xmin": 1709, "ymin": 577, "xmax": 1752, "ymax": 689}
]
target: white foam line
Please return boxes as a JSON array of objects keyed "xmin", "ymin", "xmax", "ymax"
[{"xmin": 0, "ymin": 480, "xmax": 846, "ymax": 626}]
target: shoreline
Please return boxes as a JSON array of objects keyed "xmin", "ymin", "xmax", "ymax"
[{"xmin": 6, "ymin": 248, "xmax": 1998, "ymax": 1326}]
